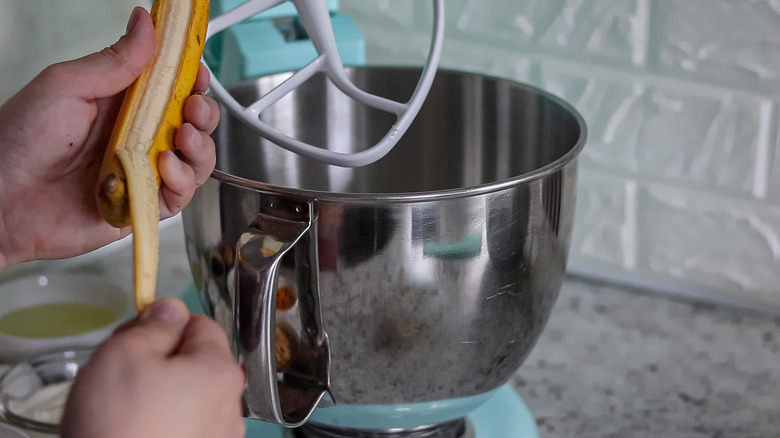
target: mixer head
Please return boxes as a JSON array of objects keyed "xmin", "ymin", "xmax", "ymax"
[{"xmin": 205, "ymin": 0, "xmax": 445, "ymax": 167}]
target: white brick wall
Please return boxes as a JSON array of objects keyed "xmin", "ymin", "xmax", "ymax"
[
  {"xmin": 341, "ymin": 0, "xmax": 780, "ymax": 311},
  {"xmin": 652, "ymin": 0, "xmax": 780, "ymax": 94}
]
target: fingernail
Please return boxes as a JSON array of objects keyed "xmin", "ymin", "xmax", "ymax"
[
  {"xmin": 126, "ymin": 7, "xmax": 142, "ymax": 35},
  {"xmin": 147, "ymin": 299, "xmax": 185, "ymax": 323},
  {"xmin": 199, "ymin": 97, "xmax": 210, "ymax": 118},
  {"xmin": 190, "ymin": 125, "xmax": 203, "ymax": 149}
]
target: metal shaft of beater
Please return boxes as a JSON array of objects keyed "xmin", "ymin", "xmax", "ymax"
[{"xmin": 293, "ymin": 419, "xmax": 473, "ymax": 438}]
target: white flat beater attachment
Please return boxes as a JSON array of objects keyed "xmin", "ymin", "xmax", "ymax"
[{"xmin": 205, "ymin": 0, "xmax": 445, "ymax": 167}]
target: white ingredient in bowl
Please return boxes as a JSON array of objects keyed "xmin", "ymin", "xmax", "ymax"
[{"xmin": 8, "ymin": 381, "xmax": 73, "ymax": 424}]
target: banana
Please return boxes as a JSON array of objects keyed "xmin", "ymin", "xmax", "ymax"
[{"xmin": 97, "ymin": 0, "xmax": 210, "ymax": 313}]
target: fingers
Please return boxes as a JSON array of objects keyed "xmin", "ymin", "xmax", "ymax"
[
  {"xmin": 176, "ymin": 315, "xmax": 245, "ymax": 393},
  {"xmin": 50, "ymin": 7, "xmax": 155, "ymax": 100},
  {"xmin": 193, "ymin": 63, "xmax": 211, "ymax": 94},
  {"xmin": 157, "ymin": 123, "xmax": 215, "ymax": 217},
  {"xmin": 178, "ymin": 94, "xmax": 219, "ymax": 183},
  {"xmin": 184, "ymin": 94, "xmax": 220, "ymax": 135},
  {"xmin": 66, "ymin": 303, "xmax": 244, "ymax": 438},
  {"xmin": 175, "ymin": 123, "xmax": 217, "ymax": 185},
  {"xmin": 158, "ymin": 150, "xmax": 196, "ymax": 217},
  {"xmin": 177, "ymin": 314, "xmax": 234, "ymax": 359},
  {"xmin": 158, "ymin": 92, "xmax": 219, "ymax": 217},
  {"xmin": 106, "ymin": 298, "xmax": 191, "ymax": 357}
]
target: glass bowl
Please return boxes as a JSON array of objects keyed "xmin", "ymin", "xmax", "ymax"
[{"xmin": 0, "ymin": 348, "xmax": 92, "ymax": 433}]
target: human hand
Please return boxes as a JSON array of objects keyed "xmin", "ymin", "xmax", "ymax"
[
  {"xmin": 0, "ymin": 7, "xmax": 219, "ymax": 267},
  {"xmin": 60, "ymin": 298, "xmax": 245, "ymax": 438}
]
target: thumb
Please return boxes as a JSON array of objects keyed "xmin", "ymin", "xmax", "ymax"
[
  {"xmin": 116, "ymin": 298, "xmax": 191, "ymax": 357},
  {"xmin": 57, "ymin": 6, "xmax": 156, "ymax": 100}
]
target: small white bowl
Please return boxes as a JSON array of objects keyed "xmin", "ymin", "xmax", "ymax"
[{"xmin": 0, "ymin": 274, "xmax": 131, "ymax": 363}]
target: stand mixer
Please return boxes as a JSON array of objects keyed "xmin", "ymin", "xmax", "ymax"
[{"xmin": 184, "ymin": 1, "xmax": 588, "ymax": 436}]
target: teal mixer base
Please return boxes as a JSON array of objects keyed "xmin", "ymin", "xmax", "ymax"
[
  {"xmin": 244, "ymin": 385, "xmax": 539, "ymax": 438},
  {"xmin": 470, "ymin": 385, "xmax": 539, "ymax": 437}
]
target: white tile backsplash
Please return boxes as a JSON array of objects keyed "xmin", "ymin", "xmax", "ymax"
[
  {"xmin": 638, "ymin": 184, "xmax": 780, "ymax": 302},
  {"xmin": 342, "ymin": 0, "xmax": 780, "ymax": 309},
  {"xmin": 536, "ymin": 0, "xmax": 649, "ymax": 65},
  {"xmin": 443, "ymin": 0, "xmax": 649, "ymax": 66},
  {"xmin": 571, "ymin": 171, "xmax": 637, "ymax": 269},
  {"xmin": 554, "ymin": 72, "xmax": 772, "ymax": 196},
  {"xmin": 650, "ymin": 0, "xmax": 780, "ymax": 93}
]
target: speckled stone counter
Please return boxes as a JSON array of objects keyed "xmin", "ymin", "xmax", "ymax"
[{"xmin": 512, "ymin": 277, "xmax": 780, "ymax": 438}]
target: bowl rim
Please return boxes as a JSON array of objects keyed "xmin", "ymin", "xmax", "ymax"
[{"xmin": 208, "ymin": 66, "xmax": 588, "ymax": 204}]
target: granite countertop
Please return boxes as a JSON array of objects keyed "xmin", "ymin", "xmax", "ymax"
[{"xmin": 513, "ymin": 277, "xmax": 780, "ymax": 438}]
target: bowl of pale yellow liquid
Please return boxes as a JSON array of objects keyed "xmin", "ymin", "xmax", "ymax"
[{"xmin": 0, "ymin": 274, "xmax": 130, "ymax": 363}]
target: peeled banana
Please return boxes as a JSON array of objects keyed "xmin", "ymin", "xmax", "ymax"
[{"xmin": 97, "ymin": 0, "xmax": 210, "ymax": 312}]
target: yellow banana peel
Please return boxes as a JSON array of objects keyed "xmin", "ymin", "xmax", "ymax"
[{"xmin": 97, "ymin": 0, "xmax": 210, "ymax": 313}]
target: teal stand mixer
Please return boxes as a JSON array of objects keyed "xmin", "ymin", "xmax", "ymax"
[{"xmin": 180, "ymin": 0, "xmax": 583, "ymax": 436}]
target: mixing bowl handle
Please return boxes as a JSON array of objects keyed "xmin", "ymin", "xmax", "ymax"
[{"xmin": 234, "ymin": 200, "xmax": 331, "ymax": 427}]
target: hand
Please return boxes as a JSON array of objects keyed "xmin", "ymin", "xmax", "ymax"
[
  {"xmin": 60, "ymin": 298, "xmax": 246, "ymax": 438},
  {"xmin": 0, "ymin": 7, "xmax": 219, "ymax": 267}
]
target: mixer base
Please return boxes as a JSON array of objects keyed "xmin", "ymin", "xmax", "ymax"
[
  {"xmin": 293, "ymin": 418, "xmax": 472, "ymax": 438},
  {"xmin": 243, "ymin": 385, "xmax": 538, "ymax": 438}
]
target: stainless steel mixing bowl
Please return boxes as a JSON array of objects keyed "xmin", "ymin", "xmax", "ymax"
[{"xmin": 182, "ymin": 67, "xmax": 586, "ymax": 429}]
